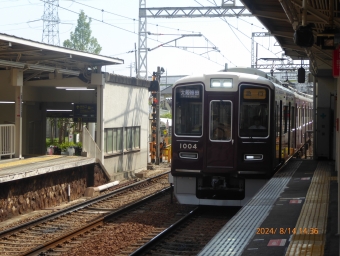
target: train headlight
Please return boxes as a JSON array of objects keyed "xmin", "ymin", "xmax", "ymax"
[
  {"xmin": 179, "ymin": 152, "xmax": 198, "ymax": 159},
  {"xmin": 211, "ymin": 78, "xmax": 233, "ymax": 88},
  {"xmin": 244, "ymin": 154, "xmax": 263, "ymax": 161}
]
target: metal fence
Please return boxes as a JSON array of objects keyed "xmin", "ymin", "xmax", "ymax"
[
  {"xmin": 82, "ymin": 127, "xmax": 103, "ymax": 163},
  {"xmin": 0, "ymin": 124, "xmax": 15, "ymax": 159}
]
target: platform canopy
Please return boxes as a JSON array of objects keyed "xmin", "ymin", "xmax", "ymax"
[
  {"xmin": 0, "ymin": 33, "xmax": 124, "ymax": 82},
  {"xmin": 241, "ymin": 0, "xmax": 338, "ymax": 75}
]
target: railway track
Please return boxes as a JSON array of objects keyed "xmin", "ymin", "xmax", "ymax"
[
  {"xmin": 35, "ymin": 194, "xmax": 237, "ymax": 256},
  {"xmin": 128, "ymin": 206, "xmax": 241, "ymax": 256},
  {"xmin": 38, "ymin": 189, "xmax": 196, "ymax": 256},
  {"xmin": 0, "ymin": 173, "xmax": 172, "ymax": 255},
  {"xmin": 0, "ymin": 171, "xmax": 241, "ymax": 256}
]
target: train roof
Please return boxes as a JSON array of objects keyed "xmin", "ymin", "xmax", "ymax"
[
  {"xmin": 174, "ymin": 71, "xmax": 275, "ymax": 91},
  {"xmin": 226, "ymin": 67, "xmax": 268, "ymax": 77}
]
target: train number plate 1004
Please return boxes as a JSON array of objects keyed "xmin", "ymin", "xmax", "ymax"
[{"xmin": 179, "ymin": 143, "xmax": 197, "ymax": 150}]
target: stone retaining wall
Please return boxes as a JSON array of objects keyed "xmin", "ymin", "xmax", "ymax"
[{"xmin": 0, "ymin": 163, "xmax": 109, "ymax": 222}]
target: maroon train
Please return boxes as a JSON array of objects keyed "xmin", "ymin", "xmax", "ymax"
[{"xmin": 169, "ymin": 68, "xmax": 313, "ymax": 206}]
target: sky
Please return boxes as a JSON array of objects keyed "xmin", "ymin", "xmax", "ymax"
[{"xmin": 0, "ymin": 0, "xmax": 288, "ymax": 78}]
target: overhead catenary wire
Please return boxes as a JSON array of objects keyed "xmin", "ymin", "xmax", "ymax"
[
  {"xmin": 62, "ymin": 0, "xmax": 202, "ymax": 34},
  {"xmin": 196, "ymin": 0, "xmax": 285, "ymax": 59},
  {"xmin": 40, "ymin": 0, "xmax": 233, "ymax": 66},
  {"xmin": 38, "ymin": 0, "xmax": 200, "ymax": 49},
  {"xmin": 7, "ymin": 0, "xmax": 249, "ymax": 70},
  {"xmin": 38, "ymin": 0, "xmax": 137, "ymax": 35},
  {"xmin": 1, "ymin": 0, "xmax": 273, "ymax": 57},
  {"xmin": 47, "ymin": 0, "xmax": 234, "ymax": 65}
]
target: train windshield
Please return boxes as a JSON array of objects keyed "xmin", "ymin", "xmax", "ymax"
[
  {"xmin": 174, "ymin": 84, "xmax": 203, "ymax": 136},
  {"xmin": 239, "ymin": 86, "xmax": 269, "ymax": 138}
]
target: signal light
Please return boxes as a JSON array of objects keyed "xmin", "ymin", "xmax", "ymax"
[
  {"xmin": 298, "ymin": 68, "xmax": 305, "ymax": 83},
  {"xmin": 294, "ymin": 24, "xmax": 314, "ymax": 48},
  {"xmin": 149, "ymin": 80, "xmax": 159, "ymax": 92}
]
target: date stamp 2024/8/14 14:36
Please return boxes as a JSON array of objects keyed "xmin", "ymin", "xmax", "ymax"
[{"xmin": 256, "ymin": 227, "xmax": 319, "ymax": 235}]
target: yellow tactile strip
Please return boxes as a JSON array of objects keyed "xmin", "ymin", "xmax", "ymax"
[
  {"xmin": 0, "ymin": 155, "xmax": 65, "ymax": 170},
  {"xmin": 285, "ymin": 161, "xmax": 330, "ymax": 256}
]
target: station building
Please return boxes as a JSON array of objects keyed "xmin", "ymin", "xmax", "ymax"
[{"xmin": 0, "ymin": 33, "xmax": 150, "ymax": 180}]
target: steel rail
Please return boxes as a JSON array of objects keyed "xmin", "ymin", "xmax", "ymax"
[
  {"xmin": 23, "ymin": 186, "xmax": 172, "ymax": 256},
  {"xmin": 0, "ymin": 171, "xmax": 169, "ymax": 238},
  {"xmin": 129, "ymin": 206, "xmax": 200, "ymax": 256}
]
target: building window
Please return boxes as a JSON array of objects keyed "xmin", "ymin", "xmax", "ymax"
[
  {"xmin": 133, "ymin": 127, "xmax": 140, "ymax": 148},
  {"xmin": 105, "ymin": 126, "xmax": 140, "ymax": 155},
  {"xmin": 104, "ymin": 127, "xmax": 123, "ymax": 154},
  {"xmin": 124, "ymin": 126, "xmax": 140, "ymax": 151}
]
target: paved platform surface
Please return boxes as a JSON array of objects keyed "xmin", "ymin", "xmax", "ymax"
[
  {"xmin": 0, "ymin": 155, "xmax": 96, "ymax": 183},
  {"xmin": 199, "ymin": 160, "xmax": 338, "ymax": 256}
]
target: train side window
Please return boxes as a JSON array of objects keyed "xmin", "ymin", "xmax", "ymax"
[
  {"xmin": 298, "ymin": 107, "xmax": 301, "ymax": 129},
  {"xmin": 210, "ymin": 101, "xmax": 232, "ymax": 141},
  {"xmin": 174, "ymin": 84, "xmax": 203, "ymax": 136},
  {"xmin": 291, "ymin": 106, "xmax": 295, "ymax": 130},
  {"xmin": 283, "ymin": 106, "xmax": 288, "ymax": 134},
  {"xmin": 275, "ymin": 102, "xmax": 279, "ymax": 137}
]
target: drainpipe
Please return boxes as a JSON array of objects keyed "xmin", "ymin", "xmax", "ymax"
[{"xmin": 98, "ymin": 181, "xmax": 120, "ymax": 191}]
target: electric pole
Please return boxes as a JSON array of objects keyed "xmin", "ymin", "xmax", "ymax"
[{"xmin": 155, "ymin": 66, "xmax": 161, "ymax": 164}]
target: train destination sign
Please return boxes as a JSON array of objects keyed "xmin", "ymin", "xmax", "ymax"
[
  {"xmin": 243, "ymin": 89, "xmax": 266, "ymax": 99},
  {"xmin": 73, "ymin": 104, "xmax": 97, "ymax": 122},
  {"xmin": 179, "ymin": 88, "xmax": 200, "ymax": 98}
]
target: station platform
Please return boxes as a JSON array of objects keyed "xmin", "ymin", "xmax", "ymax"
[
  {"xmin": 0, "ymin": 155, "xmax": 96, "ymax": 183},
  {"xmin": 199, "ymin": 159, "xmax": 338, "ymax": 256}
]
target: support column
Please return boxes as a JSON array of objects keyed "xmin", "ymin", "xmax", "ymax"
[
  {"xmin": 100, "ymin": 84, "xmax": 104, "ymax": 164},
  {"xmin": 88, "ymin": 123, "xmax": 95, "ymax": 140},
  {"xmin": 337, "ymin": 77, "xmax": 340, "ymax": 234},
  {"xmin": 313, "ymin": 75, "xmax": 317, "ymax": 160},
  {"xmin": 97, "ymin": 83, "xmax": 104, "ymax": 164},
  {"xmin": 15, "ymin": 86, "xmax": 22, "ymax": 159},
  {"xmin": 138, "ymin": 0, "xmax": 148, "ymax": 79}
]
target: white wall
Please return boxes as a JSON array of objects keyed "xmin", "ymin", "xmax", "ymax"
[
  {"xmin": 103, "ymin": 81, "xmax": 149, "ymax": 176},
  {"xmin": 316, "ymin": 77, "xmax": 337, "ymax": 160},
  {"xmin": 317, "ymin": 77, "xmax": 336, "ymax": 108}
]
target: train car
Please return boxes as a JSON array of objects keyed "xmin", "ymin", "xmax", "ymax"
[{"xmin": 169, "ymin": 67, "xmax": 313, "ymax": 206}]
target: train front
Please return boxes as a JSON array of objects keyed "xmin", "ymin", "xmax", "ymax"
[{"xmin": 169, "ymin": 73, "xmax": 274, "ymax": 206}]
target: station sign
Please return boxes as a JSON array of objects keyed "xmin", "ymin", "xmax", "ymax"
[
  {"xmin": 46, "ymin": 111, "xmax": 73, "ymax": 118},
  {"xmin": 73, "ymin": 104, "xmax": 97, "ymax": 122}
]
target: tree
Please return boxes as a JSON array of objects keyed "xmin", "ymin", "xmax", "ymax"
[
  {"xmin": 63, "ymin": 10, "xmax": 102, "ymax": 54},
  {"xmin": 160, "ymin": 113, "xmax": 172, "ymax": 119}
]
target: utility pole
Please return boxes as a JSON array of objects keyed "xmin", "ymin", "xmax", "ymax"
[
  {"xmin": 129, "ymin": 63, "xmax": 134, "ymax": 77},
  {"xmin": 155, "ymin": 66, "xmax": 161, "ymax": 164},
  {"xmin": 138, "ymin": 0, "xmax": 147, "ymax": 79},
  {"xmin": 149, "ymin": 66, "xmax": 165, "ymax": 165}
]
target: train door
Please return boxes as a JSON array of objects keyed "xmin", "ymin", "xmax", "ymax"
[{"xmin": 206, "ymin": 97, "xmax": 234, "ymax": 170}]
